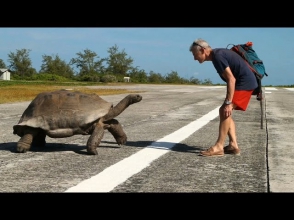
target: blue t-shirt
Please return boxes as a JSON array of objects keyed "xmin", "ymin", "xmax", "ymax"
[{"xmin": 212, "ymin": 48, "xmax": 258, "ymax": 90}]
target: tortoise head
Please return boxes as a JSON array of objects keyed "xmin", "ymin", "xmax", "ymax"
[{"xmin": 127, "ymin": 94, "xmax": 142, "ymax": 104}]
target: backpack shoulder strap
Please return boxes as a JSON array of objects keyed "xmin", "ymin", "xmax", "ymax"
[{"xmin": 226, "ymin": 44, "xmax": 235, "ymax": 49}]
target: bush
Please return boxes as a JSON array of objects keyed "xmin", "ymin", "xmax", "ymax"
[
  {"xmin": 100, "ymin": 74, "xmax": 117, "ymax": 83},
  {"xmin": 28, "ymin": 73, "xmax": 70, "ymax": 82},
  {"xmin": 78, "ymin": 74, "xmax": 100, "ymax": 82}
]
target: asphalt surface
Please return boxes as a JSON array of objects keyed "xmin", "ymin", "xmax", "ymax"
[{"xmin": 0, "ymin": 84, "xmax": 292, "ymax": 193}]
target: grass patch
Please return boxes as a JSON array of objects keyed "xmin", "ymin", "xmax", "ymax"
[{"xmin": 0, "ymin": 81, "xmax": 143, "ymax": 104}]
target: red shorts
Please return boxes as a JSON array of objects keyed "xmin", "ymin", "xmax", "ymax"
[{"xmin": 232, "ymin": 90, "xmax": 254, "ymax": 111}]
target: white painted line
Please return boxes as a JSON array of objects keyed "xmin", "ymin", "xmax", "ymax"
[
  {"xmin": 285, "ymin": 88, "xmax": 294, "ymax": 91},
  {"xmin": 65, "ymin": 106, "xmax": 220, "ymax": 193},
  {"xmin": 265, "ymin": 87, "xmax": 277, "ymax": 91}
]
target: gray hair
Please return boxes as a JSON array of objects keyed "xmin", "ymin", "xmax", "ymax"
[{"xmin": 189, "ymin": 38, "xmax": 211, "ymax": 52}]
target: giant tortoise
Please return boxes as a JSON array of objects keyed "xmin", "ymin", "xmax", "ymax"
[{"xmin": 13, "ymin": 89, "xmax": 143, "ymax": 155}]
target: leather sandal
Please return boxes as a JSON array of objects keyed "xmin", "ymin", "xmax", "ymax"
[
  {"xmin": 199, "ymin": 147, "xmax": 224, "ymax": 157},
  {"xmin": 224, "ymin": 145, "xmax": 241, "ymax": 155}
]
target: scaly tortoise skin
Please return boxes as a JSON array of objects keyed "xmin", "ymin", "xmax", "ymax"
[{"xmin": 13, "ymin": 89, "xmax": 142, "ymax": 155}]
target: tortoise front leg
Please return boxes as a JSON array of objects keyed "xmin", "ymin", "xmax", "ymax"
[
  {"xmin": 16, "ymin": 127, "xmax": 40, "ymax": 153},
  {"xmin": 86, "ymin": 122, "xmax": 109, "ymax": 155},
  {"xmin": 105, "ymin": 119, "xmax": 127, "ymax": 146}
]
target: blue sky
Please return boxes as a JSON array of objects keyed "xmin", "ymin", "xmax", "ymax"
[{"xmin": 0, "ymin": 28, "xmax": 292, "ymax": 86}]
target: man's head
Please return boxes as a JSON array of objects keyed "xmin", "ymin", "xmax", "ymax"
[{"xmin": 189, "ymin": 38, "xmax": 212, "ymax": 63}]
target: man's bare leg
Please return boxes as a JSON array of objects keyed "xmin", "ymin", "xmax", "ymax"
[
  {"xmin": 212, "ymin": 105, "xmax": 240, "ymax": 151},
  {"xmin": 227, "ymin": 118, "xmax": 239, "ymax": 150},
  {"xmin": 209, "ymin": 113, "xmax": 232, "ymax": 152},
  {"xmin": 200, "ymin": 105, "xmax": 231, "ymax": 155}
]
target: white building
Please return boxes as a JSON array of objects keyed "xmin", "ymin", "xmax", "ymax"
[
  {"xmin": 123, "ymin": 76, "xmax": 130, "ymax": 82},
  {"xmin": 0, "ymin": 69, "xmax": 10, "ymax": 80}
]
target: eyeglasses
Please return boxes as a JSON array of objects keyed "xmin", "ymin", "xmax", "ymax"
[{"xmin": 192, "ymin": 42, "xmax": 205, "ymax": 49}]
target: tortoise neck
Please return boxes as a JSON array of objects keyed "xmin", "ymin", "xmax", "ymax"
[{"xmin": 103, "ymin": 98, "xmax": 131, "ymax": 121}]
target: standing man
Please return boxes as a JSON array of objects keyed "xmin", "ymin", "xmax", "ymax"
[{"xmin": 189, "ymin": 38, "xmax": 258, "ymax": 157}]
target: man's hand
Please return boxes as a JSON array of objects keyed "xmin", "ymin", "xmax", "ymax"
[{"xmin": 224, "ymin": 103, "xmax": 233, "ymax": 118}]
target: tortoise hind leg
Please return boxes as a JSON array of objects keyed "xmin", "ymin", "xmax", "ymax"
[
  {"xmin": 105, "ymin": 119, "xmax": 127, "ymax": 146},
  {"xmin": 16, "ymin": 127, "xmax": 40, "ymax": 153},
  {"xmin": 32, "ymin": 130, "xmax": 47, "ymax": 148}
]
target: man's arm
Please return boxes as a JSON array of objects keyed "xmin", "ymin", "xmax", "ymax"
[{"xmin": 221, "ymin": 66, "xmax": 236, "ymax": 102}]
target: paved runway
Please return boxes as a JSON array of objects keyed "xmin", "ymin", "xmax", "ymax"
[{"xmin": 0, "ymin": 84, "xmax": 292, "ymax": 192}]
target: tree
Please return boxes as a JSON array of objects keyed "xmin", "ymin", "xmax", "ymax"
[
  {"xmin": 165, "ymin": 71, "xmax": 182, "ymax": 83},
  {"xmin": 189, "ymin": 76, "xmax": 201, "ymax": 84},
  {"xmin": 148, "ymin": 71, "xmax": 165, "ymax": 83},
  {"xmin": 0, "ymin": 59, "xmax": 7, "ymax": 68},
  {"xmin": 129, "ymin": 67, "xmax": 148, "ymax": 83},
  {"xmin": 106, "ymin": 44, "xmax": 134, "ymax": 76},
  {"xmin": 40, "ymin": 54, "xmax": 74, "ymax": 79},
  {"xmin": 7, "ymin": 49, "xmax": 37, "ymax": 78},
  {"xmin": 202, "ymin": 78, "xmax": 213, "ymax": 85},
  {"xmin": 70, "ymin": 49, "xmax": 106, "ymax": 77}
]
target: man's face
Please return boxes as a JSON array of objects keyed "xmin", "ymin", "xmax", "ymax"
[{"xmin": 191, "ymin": 47, "xmax": 205, "ymax": 63}]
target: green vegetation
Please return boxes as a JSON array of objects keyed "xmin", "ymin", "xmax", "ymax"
[{"xmin": 0, "ymin": 44, "xmax": 214, "ymax": 85}]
